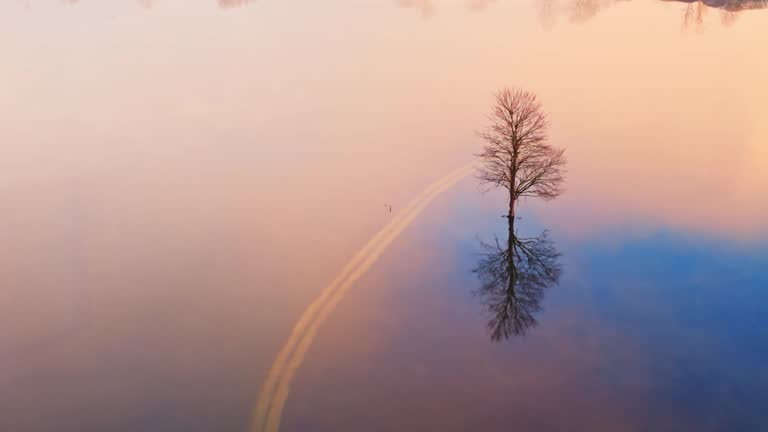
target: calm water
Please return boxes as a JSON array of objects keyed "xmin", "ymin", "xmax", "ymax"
[{"xmin": 2, "ymin": 1, "xmax": 768, "ymax": 431}]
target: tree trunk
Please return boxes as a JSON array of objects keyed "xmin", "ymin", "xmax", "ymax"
[
  {"xmin": 507, "ymin": 166, "xmax": 518, "ymax": 302},
  {"xmin": 506, "ymin": 212, "xmax": 517, "ymax": 299},
  {"xmin": 509, "ymin": 188, "xmax": 515, "ymax": 221},
  {"xmin": 509, "ymin": 164, "xmax": 516, "ymax": 222}
]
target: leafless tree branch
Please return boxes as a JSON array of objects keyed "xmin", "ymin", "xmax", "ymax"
[{"xmin": 476, "ymin": 87, "xmax": 567, "ymax": 219}]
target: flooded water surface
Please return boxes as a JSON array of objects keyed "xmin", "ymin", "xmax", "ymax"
[{"xmin": 2, "ymin": 1, "xmax": 768, "ymax": 431}]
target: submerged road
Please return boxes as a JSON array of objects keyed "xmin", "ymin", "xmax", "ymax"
[{"xmin": 250, "ymin": 162, "xmax": 476, "ymax": 432}]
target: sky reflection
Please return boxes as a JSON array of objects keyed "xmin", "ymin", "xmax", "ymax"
[
  {"xmin": 283, "ymin": 183, "xmax": 768, "ymax": 431},
  {"xmin": 6, "ymin": 0, "xmax": 765, "ymax": 238}
]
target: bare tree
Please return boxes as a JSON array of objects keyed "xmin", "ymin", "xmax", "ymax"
[{"xmin": 477, "ymin": 88, "xmax": 566, "ymax": 223}]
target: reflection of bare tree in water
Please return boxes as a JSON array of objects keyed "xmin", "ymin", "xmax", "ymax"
[
  {"xmin": 474, "ymin": 221, "xmax": 561, "ymax": 340},
  {"xmin": 536, "ymin": 0, "xmax": 766, "ymax": 28},
  {"xmin": 675, "ymin": 0, "xmax": 768, "ymax": 28}
]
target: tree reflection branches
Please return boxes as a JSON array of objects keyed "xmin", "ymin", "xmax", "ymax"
[
  {"xmin": 676, "ymin": 0, "xmax": 768, "ymax": 28},
  {"xmin": 536, "ymin": 0, "xmax": 767, "ymax": 28},
  {"xmin": 474, "ymin": 224, "xmax": 561, "ymax": 340}
]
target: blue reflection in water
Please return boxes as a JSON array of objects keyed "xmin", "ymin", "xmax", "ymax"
[
  {"xmin": 286, "ymin": 183, "xmax": 768, "ymax": 431},
  {"xmin": 565, "ymin": 231, "xmax": 768, "ymax": 428},
  {"xmin": 469, "ymin": 194, "xmax": 768, "ymax": 428}
]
